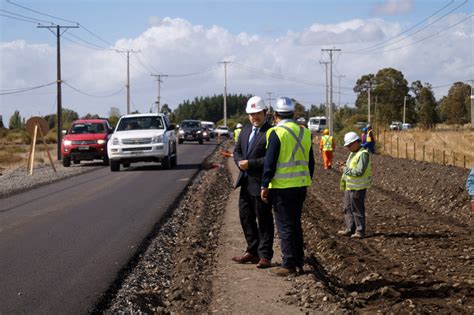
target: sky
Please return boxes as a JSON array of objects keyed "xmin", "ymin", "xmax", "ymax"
[{"xmin": 1, "ymin": 0, "xmax": 473, "ymax": 126}]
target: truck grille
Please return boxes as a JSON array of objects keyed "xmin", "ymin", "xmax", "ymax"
[
  {"xmin": 122, "ymin": 138, "xmax": 152, "ymax": 145},
  {"xmin": 123, "ymin": 147, "xmax": 152, "ymax": 152},
  {"xmin": 71, "ymin": 140, "xmax": 96, "ymax": 145}
]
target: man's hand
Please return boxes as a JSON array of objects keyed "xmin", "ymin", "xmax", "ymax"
[
  {"xmin": 261, "ymin": 187, "xmax": 269, "ymax": 203},
  {"xmin": 238, "ymin": 160, "xmax": 249, "ymax": 170}
]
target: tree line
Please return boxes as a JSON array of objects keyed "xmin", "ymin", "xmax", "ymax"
[{"xmin": 2, "ymin": 67, "xmax": 471, "ymax": 132}]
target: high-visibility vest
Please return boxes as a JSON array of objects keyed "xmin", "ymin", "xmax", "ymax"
[
  {"xmin": 266, "ymin": 122, "xmax": 312, "ymax": 189},
  {"xmin": 321, "ymin": 135, "xmax": 333, "ymax": 151},
  {"xmin": 366, "ymin": 129, "xmax": 374, "ymax": 143},
  {"xmin": 234, "ymin": 128, "xmax": 241, "ymax": 142},
  {"xmin": 341, "ymin": 148, "xmax": 372, "ymax": 191}
]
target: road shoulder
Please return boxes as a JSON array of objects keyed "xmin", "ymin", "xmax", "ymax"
[{"xmin": 208, "ymin": 157, "xmax": 305, "ymax": 314}]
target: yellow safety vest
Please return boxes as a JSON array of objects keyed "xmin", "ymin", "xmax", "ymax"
[
  {"xmin": 321, "ymin": 135, "xmax": 333, "ymax": 151},
  {"xmin": 234, "ymin": 128, "xmax": 241, "ymax": 142},
  {"xmin": 266, "ymin": 122, "xmax": 312, "ymax": 189},
  {"xmin": 341, "ymin": 148, "xmax": 372, "ymax": 191},
  {"xmin": 366, "ymin": 129, "xmax": 374, "ymax": 143}
]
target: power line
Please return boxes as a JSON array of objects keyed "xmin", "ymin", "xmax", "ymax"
[
  {"xmin": 0, "ymin": 82, "xmax": 56, "ymax": 95},
  {"xmin": 166, "ymin": 65, "xmax": 219, "ymax": 78},
  {"xmin": 63, "ymin": 82, "xmax": 125, "ymax": 98},
  {"xmin": 349, "ymin": 0, "xmax": 469, "ymax": 55},
  {"xmin": 0, "ymin": 12, "xmax": 41, "ymax": 24},
  {"xmin": 6, "ymin": 0, "xmax": 78, "ymax": 24},
  {"xmin": 352, "ymin": 0, "xmax": 456, "ymax": 53},
  {"xmin": 0, "ymin": 8, "xmax": 53, "ymax": 24}
]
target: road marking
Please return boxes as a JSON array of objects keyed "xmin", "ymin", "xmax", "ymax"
[{"xmin": 177, "ymin": 178, "xmax": 190, "ymax": 182}]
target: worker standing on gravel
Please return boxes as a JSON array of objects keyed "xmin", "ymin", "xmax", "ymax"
[
  {"xmin": 362, "ymin": 124, "xmax": 376, "ymax": 154},
  {"xmin": 232, "ymin": 96, "xmax": 274, "ymax": 269},
  {"xmin": 234, "ymin": 123, "xmax": 243, "ymax": 142},
  {"xmin": 467, "ymin": 168, "xmax": 474, "ymax": 212},
  {"xmin": 319, "ymin": 128, "xmax": 335, "ymax": 169},
  {"xmin": 261, "ymin": 97, "xmax": 314, "ymax": 277},
  {"xmin": 338, "ymin": 132, "xmax": 372, "ymax": 239}
]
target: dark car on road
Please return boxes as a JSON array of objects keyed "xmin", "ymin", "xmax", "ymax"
[{"xmin": 178, "ymin": 120, "xmax": 205, "ymax": 144}]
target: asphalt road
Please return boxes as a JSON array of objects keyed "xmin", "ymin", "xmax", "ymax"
[{"xmin": 0, "ymin": 141, "xmax": 218, "ymax": 314}]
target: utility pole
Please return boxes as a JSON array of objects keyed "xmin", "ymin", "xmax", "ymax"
[
  {"xmin": 319, "ymin": 61, "xmax": 329, "ymax": 118},
  {"xmin": 38, "ymin": 24, "xmax": 78, "ymax": 161},
  {"xmin": 151, "ymin": 74, "xmax": 168, "ymax": 113},
  {"xmin": 116, "ymin": 49, "xmax": 139, "ymax": 114},
  {"xmin": 403, "ymin": 95, "xmax": 407, "ymax": 124},
  {"xmin": 266, "ymin": 92, "xmax": 275, "ymax": 114},
  {"xmin": 218, "ymin": 61, "xmax": 230, "ymax": 126},
  {"xmin": 368, "ymin": 87, "xmax": 371, "ymax": 124},
  {"xmin": 321, "ymin": 47, "xmax": 341, "ymax": 136},
  {"xmin": 337, "ymin": 74, "xmax": 346, "ymax": 107}
]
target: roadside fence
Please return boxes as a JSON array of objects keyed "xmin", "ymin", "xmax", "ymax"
[{"xmin": 378, "ymin": 130, "xmax": 473, "ymax": 169}]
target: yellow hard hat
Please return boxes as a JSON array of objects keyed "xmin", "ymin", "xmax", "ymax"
[{"xmin": 323, "ymin": 129, "xmax": 329, "ymax": 135}]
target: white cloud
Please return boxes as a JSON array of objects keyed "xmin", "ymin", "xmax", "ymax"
[
  {"xmin": 1, "ymin": 14, "xmax": 472, "ymax": 123},
  {"xmin": 373, "ymin": 0, "xmax": 414, "ymax": 16}
]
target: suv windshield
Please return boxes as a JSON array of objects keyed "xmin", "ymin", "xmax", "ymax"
[
  {"xmin": 181, "ymin": 121, "xmax": 200, "ymax": 128},
  {"xmin": 70, "ymin": 123, "xmax": 105, "ymax": 134},
  {"xmin": 117, "ymin": 117, "xmax": 164, "ymax": 131}
]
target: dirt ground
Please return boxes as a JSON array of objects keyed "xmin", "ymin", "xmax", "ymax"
[{"xmin": 102, "ymin": 143, "xmax": 473, "ymax": 313}]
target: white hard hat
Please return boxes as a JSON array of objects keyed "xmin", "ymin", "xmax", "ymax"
[
  {"xmin": 275, "ymin": 97, "xmax": 294, "ymax": 113},
  {"xmin": 246, "ymin": 96, "xmax": 267, "ymax": 114},
  {"xmin": 236, "ymin": 123, "xmax": 243, "ymax": 128},
  {"xmin": 344, "ymin": 132, "xmax": 360, "ymax": 146}
]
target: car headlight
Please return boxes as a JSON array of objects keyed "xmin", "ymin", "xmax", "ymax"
[
  {"xmin": 152, "ymin": 135, "xmax": 163, "ymax": 143},
  {"xmin": 203, "ymin": 131, "xmax": 208, "ymax": 136},
  {"xmin": 197, "ymin": 130, "xmax": 202, "ymax": 134},
  {"xmin": 97, "ymin": 139, "xmax": 106, "ymax": 145},
  {"xmin": 63, "ymin": 140, "xmax": 72, "ymax": 146},
  {"xmin": 112, "ymin": 137, "xmax": 120, "ymax": 145},
  {"xmin": 178, "ymin": 129, "xmax": 184, "ymax": 135}
]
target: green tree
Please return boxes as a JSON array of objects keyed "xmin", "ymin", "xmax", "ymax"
[
  {"xmin": 354, "ymin": 68, "xmax": 409, "ymax": 126},
  {"xmin": 0, "ymin": 115, "xmax": 4, "ymax": 129},
  {"xmin": 108, "ymin": 107, "xmax": 121, "ymax": 127},
  {"xmin": 417, "ymin": 85, "xmax": 437, "ymax": 128},
  {"xmin": 439, "ymin": 82, "xmax": 471, "ymax": 124},
  {"xmin": 8, "ymin": 110, "xmax": 24, "ymax": 130}
]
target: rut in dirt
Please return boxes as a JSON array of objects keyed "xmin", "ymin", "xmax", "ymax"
[{"xmin": 297, "ymin": 148, "xmax": 473, "ymax": 313}]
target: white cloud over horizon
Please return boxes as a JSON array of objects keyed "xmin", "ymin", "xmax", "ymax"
[
  {"xmin": 373, "ymin": 0, "xmax": 414, "ymax": 16},
  {"xmin": 1, "ymin": 13, "xmax": 473, "ymax": 124}
]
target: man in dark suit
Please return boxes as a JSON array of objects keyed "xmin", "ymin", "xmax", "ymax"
[{"xmin": 232, "ymin": 95, "xmax": 274, "ymax": 269}]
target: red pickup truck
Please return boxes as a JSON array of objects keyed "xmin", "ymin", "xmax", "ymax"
[{"xmin": 61, "ymin": 119, "xmax": 113, "ymax": 167}]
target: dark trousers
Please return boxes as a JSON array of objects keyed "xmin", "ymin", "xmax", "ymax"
[
  {"xmin": 271, "ymin": 187, "xmax": 306, "ymax": 269},
  {"xmin": 238, "ymin": 181, "xmax": 274, "ymax": 260},
  {"xmin": 343, "ymin": 189, "xmax": 366, "ymax": 234}
]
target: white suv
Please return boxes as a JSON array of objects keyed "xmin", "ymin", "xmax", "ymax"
[{"xmin": 107, "ymin": 113, "xmax": 177, "ymax": 171}]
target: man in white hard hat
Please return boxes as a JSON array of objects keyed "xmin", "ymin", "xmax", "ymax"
[
  {"xmin": 338, "ymin": 131, "xmax": 372, "ymax": 239},
  {"xmin": 261, "ymin": 97, "xmax": 315, "ymax": 277},
  {"xmin": 232, "ymin": 96, "xmax": 274, "ymax": 269}
]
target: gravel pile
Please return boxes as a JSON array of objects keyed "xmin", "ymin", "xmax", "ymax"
[{"xmin": 0, "ymin": 162, "xmax": 103, "ymax": 199}]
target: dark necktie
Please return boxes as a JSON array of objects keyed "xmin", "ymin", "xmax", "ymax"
[{"xmin": 247, "ymin": 127, "xmax": 258, "ymax": 154}]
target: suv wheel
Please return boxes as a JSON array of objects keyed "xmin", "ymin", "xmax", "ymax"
[
  {"xmin": 110, "ymin": 160, "xmax": 120, "ymax": 172},
  {"xmin": 62, "ymin": 156, "xmax": 71, "ymax": 167},
  {"xmin": 171, "ymin": 144, "xmax": 177, "ymax": 167},
  {"xmin": 198, "ymin": 139, "xmax": 203, "ymax": 144},
  {"xmin": 178, "ymin": 139, "xmax": 183, "ymax": 144},
  {"xmin": 102, "ymin": 156, "xmax": 109, "ymax": 166}
]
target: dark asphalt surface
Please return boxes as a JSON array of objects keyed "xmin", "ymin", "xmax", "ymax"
[{"xmin": 0, "ymin": 141, "xmax": 217, "ymax": 314}]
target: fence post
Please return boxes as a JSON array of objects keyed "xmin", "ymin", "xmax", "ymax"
[
  {"xmin": 414, "ymin": 142, "xmax": 416, "ymax": 161},
  {"xmin": 443, "ymin": 150, "xmax": 445, "ymax": 165},
  {"xmin": 432, "ymin": 148, "xmax": 435, "ymax": 163},
  {"xmin": 397, "ymin": 137, "xmax": 399, "ymax": 158},
  {"xmin": 405, "ymin": 142, "xmax": 408, "ymax": 159},
  {"xmin": 452, "ymin": 152, "xmax": 455, "ymax": 167}
]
